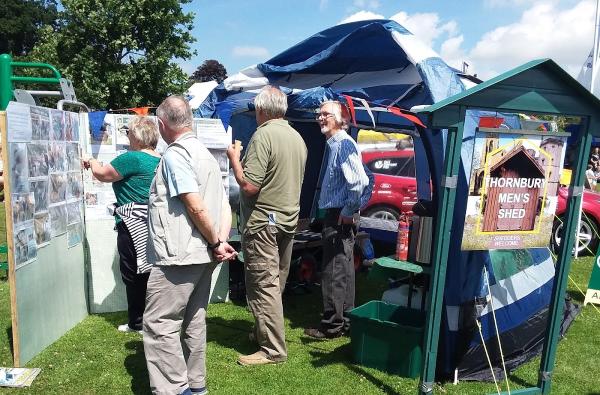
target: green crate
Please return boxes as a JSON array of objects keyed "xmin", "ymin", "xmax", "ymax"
[{"xmin": 348, "ymin": 300, "xmax": 425, "ymax": 378}]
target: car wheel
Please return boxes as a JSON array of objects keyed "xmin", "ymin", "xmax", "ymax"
[
  {"xmin": 364, "ymin": 206, "xmax": 400, "ymax": 221},
  {"xmin": 552, "ymin": 215, "xmax": 599, "ymax": 256}
]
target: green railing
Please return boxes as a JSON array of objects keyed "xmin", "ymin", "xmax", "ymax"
[{"xmin": 0, "ymin": 53, "xmax": 62, "ymax": 111}]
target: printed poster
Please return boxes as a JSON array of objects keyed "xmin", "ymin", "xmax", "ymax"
[{"xmin": 462, "ymin": 130, "xmax": 567, "ymax": 250}]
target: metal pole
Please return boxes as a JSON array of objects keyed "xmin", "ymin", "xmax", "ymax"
[
  {"xmin": 0, "ymin": 54, "xmax": 13, "ymax": 111},
  {"xmin": 418, "ymin": 106, "xmax": 466, "ymax": 395},
  {"xmin": 538, "ymin": 118, "xmax": 593, "ymax": 394}
]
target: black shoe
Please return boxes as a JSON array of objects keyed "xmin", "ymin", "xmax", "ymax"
[{"xmin": 303, "ymin": 327, "xmax": 345, "ymax": 340}]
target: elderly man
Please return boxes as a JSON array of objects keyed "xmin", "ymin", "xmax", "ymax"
[
  {"xmin": 304, "ymin": 100, "xmax": 370, "ymax": 339},
  {"xmin": 227, "ymin": 85, "xmax": 307, "ymax": 366},
  {"xmin": 143, "ymin": 95, "xmax": 236, "ymax": 395}
]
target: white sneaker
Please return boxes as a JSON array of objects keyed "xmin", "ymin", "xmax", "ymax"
[{"xmin": 118, "ymin": 324, "xmax": 142, "ymax": 334}]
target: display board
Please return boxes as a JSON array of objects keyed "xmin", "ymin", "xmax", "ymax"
[
  {"xmin": 2, "ymin": 102, "xmax": 88, "ymax": 365},
  {"xmin": 462, "ymin": 129, "xmax": 567, "ymax": 250},
  {"xmin": 85, "ymin": 115, "xmax": 231, "ymax": 313}
]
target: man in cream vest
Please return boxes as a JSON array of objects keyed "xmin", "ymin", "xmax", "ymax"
[{"xmin": 143, "ymin": 95, "xmax": 237, "ymax": 395}]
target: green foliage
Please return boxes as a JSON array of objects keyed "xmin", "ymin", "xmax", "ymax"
[
  {"xmin": 191, "ymin": 59, "xmax": 228, "ymax": 83},
  {"xmin": 27, "ymin": 0, "xmax": 196, "ymax": 109},
  {"xmin": 0, "ymin": 0, "xmax": 58, "ymax": 57}
]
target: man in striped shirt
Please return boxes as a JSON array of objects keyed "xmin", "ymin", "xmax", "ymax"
[{"xmin": 305, "ymin": 100, "xmax": 370, "ymax": 339}]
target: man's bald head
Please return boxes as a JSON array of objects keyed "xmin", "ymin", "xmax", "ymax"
[{"xmin": 156, "ymin": 95, "xmax": 193, "ymax": 132}]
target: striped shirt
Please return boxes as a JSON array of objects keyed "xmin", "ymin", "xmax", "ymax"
[{"xmin": 318, "ymin": 130, "xmax": 369, "ymax": 217}]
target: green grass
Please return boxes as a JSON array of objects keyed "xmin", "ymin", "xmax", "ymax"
[
  {"xmin": 0, "ymin": 199, "xmax": 598, "ymax": 394},
  {"xmin": 0, "ymin": 258, "xmax": 596, "ymax": 394}
]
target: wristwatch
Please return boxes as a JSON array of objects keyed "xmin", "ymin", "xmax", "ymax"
[{"xmin": 207, "ymin": 239, "xmax": 222, "ymax": 250}]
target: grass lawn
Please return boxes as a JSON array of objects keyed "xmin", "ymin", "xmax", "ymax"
[
  {"xmin": 0, "ymin": 201, "xmax": 598, "ymax": 394},
  {"xmin": 0, "ymin": 257, "xmax": 596, "ymax": 394}
]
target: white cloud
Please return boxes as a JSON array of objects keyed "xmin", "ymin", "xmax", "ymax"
[
  {"xmin": 319, "ymin": 0, "xmax": 328, "ymax": 11},
  {"xmin": 440, "ymin": 35, "xmax": 466, "ymax": 71},
  {"xmin": 339, "ymin": 10, "xmax": 385, "ymax": 24},
  {"xmin": 484, "ymin": 0, "xmax": 555, "ymax": 8},
  {"xmin": 353, "ymin": 0, "xmax": 380, "ymax": 9},
  {"xmin": 465, "ymin": 1, "xmax": 595, "ymax": 79},
  {"xmin": 231, "ymin": 46, "xmax": 270, "ymax": 58},
  {"xmin": 390, "ymin": 12, "xmax": 458, "ymax": 47}
]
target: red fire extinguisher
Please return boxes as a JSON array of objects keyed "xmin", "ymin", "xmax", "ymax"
[{"xmin": 396, "ymin": 214, "xmax": 409, "ymax": 261}]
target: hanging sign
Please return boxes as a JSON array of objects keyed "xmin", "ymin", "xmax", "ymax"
[{"xmin": 462, "ymin": 127, "xmax": 567, "ymax": 250}]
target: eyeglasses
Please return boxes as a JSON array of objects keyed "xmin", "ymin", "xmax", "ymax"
[{"xmin": 316, "ymin": 112, "xmax": 335, "ymax": 120}]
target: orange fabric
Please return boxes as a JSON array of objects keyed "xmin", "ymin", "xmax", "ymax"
[{"xmin": 131, "ymin": 107, "xmax": 149, "ymax": 116}]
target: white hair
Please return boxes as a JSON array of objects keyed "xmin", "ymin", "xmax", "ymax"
[
  {"xmin": 320, "ymin": 100, "xmax": 349, "ymax": 130},
  {"xmin": 156, "ymin": 95, "xmax": 193, "ymax": 131},
  {"xmin": 254, "ymin": 85, "xmax": 288, "ymax": 119}
]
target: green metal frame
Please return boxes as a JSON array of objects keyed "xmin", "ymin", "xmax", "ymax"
[
  {"xmin": 0, "ymin": 53, "xmax": 62, "ymax": 111},
  {"xmin": 413, "ymin": 58, "xmax": 600, "ymax": 395}
]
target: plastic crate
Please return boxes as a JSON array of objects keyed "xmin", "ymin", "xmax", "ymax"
[{"xmin": 348, "ymin": 300, "xmax": 425, "ymax": 378}]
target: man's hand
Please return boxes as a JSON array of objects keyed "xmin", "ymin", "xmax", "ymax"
[
  {"xmin": 213, "ymin": 241, "xmax": 238, "ymax": 262},
  {"xmin": 226, "ymin": 143, "xmax": 241, "ymax": 163}
]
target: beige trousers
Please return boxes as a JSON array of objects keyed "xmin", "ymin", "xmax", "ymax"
[
  {"xmin": 143, "ymin": 262, "xmax": 216, "ymax": 395},
  {"xmin": 243, "ymin": 225, "xmax": 293, "ymax": 361}
]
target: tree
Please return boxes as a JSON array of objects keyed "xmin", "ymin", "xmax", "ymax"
[
  {"xmin": 28, "ymin": 0, "xmax": 196, "ymax": 109},
  {"xmin": 0, "ymin": 0, "xmax": 59, "ymax": 56},
  {"xmin": 191, "ymin": 59, "xmax": 228, "ymax": 84}
]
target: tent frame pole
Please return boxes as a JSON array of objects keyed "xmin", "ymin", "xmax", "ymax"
[{"xmin": 418, "ymin": 106, "xmax": 465, "ymax": 395}]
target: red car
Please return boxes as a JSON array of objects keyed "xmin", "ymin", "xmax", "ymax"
[
  {"xmin": 361, "ymin": 149, "xmax": 418, "ymax": 220},
  {"xmin": 553, "ymin": 187, "xmax": 600, "ymax": 255},
  {"xmin": 361, "ymin": 150, "xmax": 600, "ymax": 255}
]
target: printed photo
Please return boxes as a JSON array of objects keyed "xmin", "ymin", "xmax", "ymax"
[
  {"xmin": 12, "ymin": 192, "xmax": 35, "ymax": 225},
  {"xmin": 67, "ymin": 222, "xmax": 83, "ymax": 248},
  {"xmin": 48, "ymin": 142, "xmax": 67, "ymax": 172},
  {"xmin": 66, "ymin": 172, "xmax": 83, "ymax": 200},
  {"xmin": 9, "ymin": 143, "xmax": 29, "ymax": 193},
  {"xmin": 30, "ymin": 180, "xmax": 49, "ymax": 213},
  {"xmin": 64, "ymin": 112, "xmax": 74, "ymax": 141},
  {"xmin": 65, "ymin": 143, "xmax": 81, "ymax": 171},
  {"xmin": 49, "ymin": 173, "xmax": 67, "ymax": 203},
  {"xmin": 70, "ymin": 112, "xmax": 80, "ymax": 142},
  {"xmin": 27, "ymin": 143, "xmax": 49, "ymax": 178},
  {"xmin": 31, "ymin": 107, "xmax": 50, "ymax": 141},
  {"xmin": 14, "ymin": 225, "xmax": 37, "ymax": 267},
  {"xmin": 34, "ymin": 213, "xmax": 51, "ymax": 246},
  {"xmin": 115, "ymin": 115, "xmax": 134, "ymax": 146},
  {"xmin": 49, "ymin": 204, "xmax": 67, "ymax": 236},
  {"xmin": 91, "ymin": 121, "xmax": 114, "ymax": 145},
  {"xmin": 208, "ymin": 148, "xmax": 229, "ymax": 173},
  {"xmin": 85, "ymin": 192, "xmax": 98, "ymax": 206},
  {"xmin": 67, "ymin": 200, "xmax": 82, "ymax": 225},
  {"xmin": 50, "ymin": 110, "xmax": 65, "ymax": 140}
]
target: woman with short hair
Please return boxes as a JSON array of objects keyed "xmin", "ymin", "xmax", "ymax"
[{"xmin": 83, "ymin": 116, "xmax": 161, "ymax": 333}]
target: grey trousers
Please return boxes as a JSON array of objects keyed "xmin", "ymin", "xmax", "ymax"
[
  {"xmin": 143, "ymin": 263, "xmax": 216, "ymax": 395},
  {"xmin": 243, "ymin": 225, "xmax": 293, "ymax": 361},
  {"xmin": 320, "ymin": 209, "xmax": 356, "ymax": 335}
]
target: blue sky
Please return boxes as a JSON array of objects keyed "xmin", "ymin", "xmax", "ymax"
[{"xmin": 181, "ymin": 0, "xmax": 595, "ymax": 80}]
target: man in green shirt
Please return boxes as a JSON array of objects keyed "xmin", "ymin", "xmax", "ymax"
[{"xmin": 227, "ymin": 85, "xmax": 307, "ymax": 366}]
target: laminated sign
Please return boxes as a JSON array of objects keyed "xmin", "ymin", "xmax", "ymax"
[
  {"xmin": 462, "ymin": 129, "xmax": 567, "ymax": 250},
  {"xmin": 584, "ymin": 251, "xmax": 600, "ymax": 306}
]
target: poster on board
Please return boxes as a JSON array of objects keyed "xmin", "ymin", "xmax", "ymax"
[
  {"xmin": 14, "ymin": 225, "xmax": 37, "ymax": 267},
  {"xmin": 462, "ymin": 130, "xmax": 567, "ymax": 250},
  {"xmin": 34, "ymin": 213, "xmax": 51, "ymax": 246}
]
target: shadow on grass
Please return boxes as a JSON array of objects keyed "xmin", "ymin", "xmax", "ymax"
[
  {"xmin": 124, "ymin": 340, "xmax": 150, "ymax": 395},
  {"xmin": 567, "ymin": 290, "xmax": 585, "ymax": 304},
  {"xmin": 5, "ymin": 326, "xmax": 13, "ymax": 362},
  {"xmin": 207, "ymin": 316, "xmax": 256, "ymax": 356},
  {"xmin": 507, "ymin": 373, "xmax": 536, "ymax": 389}
]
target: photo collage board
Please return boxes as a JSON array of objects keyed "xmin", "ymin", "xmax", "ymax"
[
  {"xmin": 6, "ymin": 102, "xmax": 85, "ymax": 268},
  {"xmin": 84, "ymin": 115, "xmax": 231, "ymax": 221}
]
